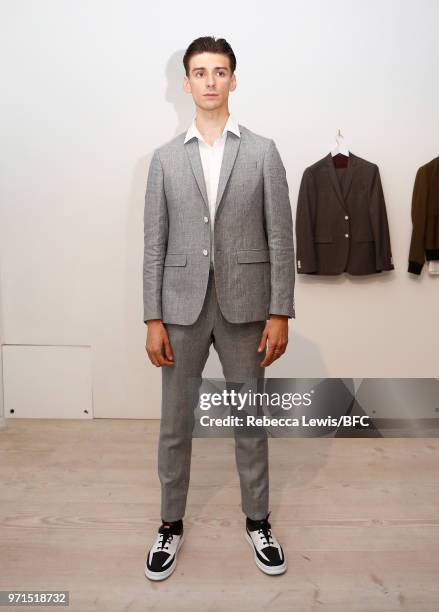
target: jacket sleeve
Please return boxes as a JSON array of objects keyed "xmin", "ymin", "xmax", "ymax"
[
  {"xmin": 408, "ymin": 166, "xmax": 428, "ymax": 275},
  {"xmin": 263, "ymin": 139, "xmax": 296, "ymax": 318},
  {"xmin": 143, "ymin": 149, "xmax": 169, "ymax": 323},
  {"xmin": 369, "ymin": 165, "xmax": 394, "ymax": 271},
  {"xmin": 295, "ymin": 167, "xmax": 317, "ymax": 273}
]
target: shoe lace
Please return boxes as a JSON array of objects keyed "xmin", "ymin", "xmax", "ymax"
[
  {"xmin": 157, "ymin": 525, "xmax": 174, "ymax": 551},
  {"xmin": 258, "ymin": 522, "xmax": 274, "ymax": 547}
]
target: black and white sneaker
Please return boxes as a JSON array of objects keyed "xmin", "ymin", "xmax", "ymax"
[
  {"xmin": 245, "ymin": 512, "xmax": 287, "ymax": 575},
  {"xmin": 144, "ymin": 519, "xmax": 184, "ymax": 581}
]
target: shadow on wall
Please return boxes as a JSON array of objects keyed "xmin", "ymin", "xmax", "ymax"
[{"xmin": 125, "ymin": 48, "xmax": 196, "ymax": 363}]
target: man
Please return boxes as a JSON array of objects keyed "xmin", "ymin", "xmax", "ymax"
[{"xmin": 143, "ymin": 36, "xmax": 295, "ymax": 581}]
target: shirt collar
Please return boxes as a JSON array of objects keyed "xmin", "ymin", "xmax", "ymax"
[{"xmin": 184, "ymin": 114, "xmax": 240, "ymax": 144}]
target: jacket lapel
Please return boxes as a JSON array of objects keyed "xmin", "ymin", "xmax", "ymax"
[
  {"xmin": 184, "ymin": 130, "xmax": 242, "ymax": 219},
  {"xmin": 342, "ymin": 152, "xmax": 357, "ymax": 201},
  {"xmin": 325, "ymin": 152, "xmax": 358, "ymax": 212},
  {"xmin": 214, "ymin": 131, "xmax": 241, "ymax": 220},
  {"xmin": 184, "ymin": 138, "xmax": 209, "ymax": 212}
]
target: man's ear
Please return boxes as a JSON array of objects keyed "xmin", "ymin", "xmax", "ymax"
[
  {"xmin": 229, "ymin": 73, "xmax": 237, "ymax": 92},
  {"xmin": 182, "ymin": 76, "xmax": 191, "ymax": 93}
]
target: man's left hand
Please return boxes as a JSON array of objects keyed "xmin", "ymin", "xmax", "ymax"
[{"xmin": 258, "ymin": 315, "xmax": 289, "ymax": 367}]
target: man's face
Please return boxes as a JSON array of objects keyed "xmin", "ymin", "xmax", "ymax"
[{"xmin": 183, "ymin": 52, "xmax": 236, "ymax": 111}]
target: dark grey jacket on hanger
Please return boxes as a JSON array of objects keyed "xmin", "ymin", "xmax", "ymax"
[{"xmin": 295, "ymin": 152, "xmax": 394, "ymax": 275}]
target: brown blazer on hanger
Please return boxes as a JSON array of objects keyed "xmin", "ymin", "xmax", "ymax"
[
  {"xmin": 408, "ymin": 156, "xmax": 439, "ymax": 275},
  {"xmin": 295, "ymin": 152, "xmax": 394, "ymax": 275}
]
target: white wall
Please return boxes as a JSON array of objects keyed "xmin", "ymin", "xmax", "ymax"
[
  {"xmin": 0, "ymin": 0, "xmax": 438, "ymax": 419},
  {"xmin": 0, "ymin": 258, "xmax": 6, "ymax": 427}
]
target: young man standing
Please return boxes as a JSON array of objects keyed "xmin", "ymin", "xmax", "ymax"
[{"xmin": 143, "ymin": 36, "xmax": 295, "ymax": 580}]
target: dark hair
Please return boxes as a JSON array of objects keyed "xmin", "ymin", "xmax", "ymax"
[{"xmin": 183, "ymin": 36, "xmax": 236, "ymax": 76}]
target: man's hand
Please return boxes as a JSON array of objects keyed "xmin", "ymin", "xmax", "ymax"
[
  {"xmin": 258, "ymin": 315, "xmax": 289, "ymax": 367},
  {"xmin": 145, "ymin": 320, "xmax": 175, "ymax": 367}
]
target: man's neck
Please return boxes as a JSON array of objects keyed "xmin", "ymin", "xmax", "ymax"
[{"xmin": 194, "ymin": 109, "xmax": 230, "ymax": 146}]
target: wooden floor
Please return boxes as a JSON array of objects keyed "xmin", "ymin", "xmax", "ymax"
[{"xmin": 1, "ymin": 419, "xmax": 438, "ymax": 611}]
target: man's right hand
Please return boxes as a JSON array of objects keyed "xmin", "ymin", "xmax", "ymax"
[{"xmin": 145, "ymin": 320, "xmax": 175, "ymax": 367}]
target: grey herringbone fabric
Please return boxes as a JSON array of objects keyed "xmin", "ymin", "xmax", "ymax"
[
  {"xmin": 158, "ymin": 268, "xmax": 269, "ymax": 522},
  {"xmin": 143, "ymin": 125, "xmax": 296, "ymax": 325}
]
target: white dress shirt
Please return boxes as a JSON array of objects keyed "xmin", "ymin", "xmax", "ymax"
[{"xmin": 184, "ymin": 114, "xmax": 241, "ymax": 266}]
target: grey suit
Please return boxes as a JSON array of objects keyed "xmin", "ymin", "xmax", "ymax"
[
  {"xmin": 143, "ymin": 124, "xmax": 296, "ymax": 522},
  {"xmin": 143, "ymin": 125, "xmax": 296, "ymax": 325}
]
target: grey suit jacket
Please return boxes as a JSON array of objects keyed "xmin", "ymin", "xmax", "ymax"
[{"xmin": 143, "ymin": 125, "xmax": 295, "ymax": 325}]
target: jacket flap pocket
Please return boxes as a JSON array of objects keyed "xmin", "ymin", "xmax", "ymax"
[
  {"xmin": 237, "ymin": 249, "xmax": 270, "ymax": 263},
  {"xmin": 164, "ymin": 253, "xmax": 187, "ymax": 267},
  {"xmin": 314, "ymin": 235, "xmax": 333, "ymax": 243}
]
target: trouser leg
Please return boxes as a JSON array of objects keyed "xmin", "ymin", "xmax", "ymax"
[
  {"xmin": 210, "ymin": 275, "xmax": 269, "ymax": 520},
  {"xmin": 158, "ymin": 271, "xmax": 215, "ymax": 522}
]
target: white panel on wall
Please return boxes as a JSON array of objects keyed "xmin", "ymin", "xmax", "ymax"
[{"xmin": 2, "ymin": 345, "xmax": 93, "ymax": 419}]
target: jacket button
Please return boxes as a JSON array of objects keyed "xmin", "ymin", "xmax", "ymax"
[
  {"xmin": 202, "ymin": 249, "xmax": 208, "ymax": 256},
  {"xmin": 345, "ymin": 215, "xmax": 349, "ymax": 220},
  {"xmin": 345, "ymin": 233, "xmax": 349, "ymax": 238},
  {"xmin": 204, "ymin": 216, "xmax": 209, "ymax": 223}
]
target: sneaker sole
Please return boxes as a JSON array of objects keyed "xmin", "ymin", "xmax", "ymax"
[
  {"xmin": 144, "ymin": 531, "xmax": 185, "ymax": 581},
  {"xmin": 245, "ymin": 531, "xmax": 287, "ymax": 575}
]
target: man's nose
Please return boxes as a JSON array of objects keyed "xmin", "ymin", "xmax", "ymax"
[{"xmin": 206, "ymin": 75, "xmax": 216, "ymax": 88}]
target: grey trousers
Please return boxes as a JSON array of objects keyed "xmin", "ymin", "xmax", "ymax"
[{"xmin": 158, "ymin": 267, "xmax": 269, "ymax": 522}]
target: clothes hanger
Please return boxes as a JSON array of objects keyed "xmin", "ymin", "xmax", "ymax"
[
  {"xmin": 330, "ymin": 129, "xmax": 350, "ymax": 168},
  {"xmin": 330, "ymin": 129, "xmax": 350, "ymax": 157}
]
